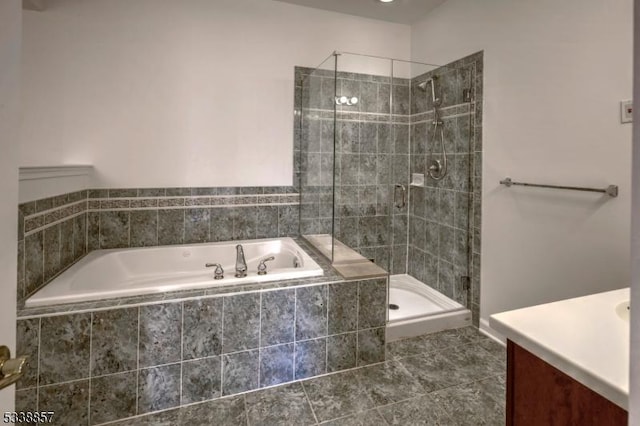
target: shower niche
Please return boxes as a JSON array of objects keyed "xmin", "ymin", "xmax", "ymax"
[{"xmin": 295, "ymin": 51, "xmax": 483, "ymax": 332}]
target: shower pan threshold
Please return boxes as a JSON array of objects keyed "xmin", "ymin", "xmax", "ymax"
[{"xmin": 387, "ymin": 274, "xmax": 471, "ymax": 341}]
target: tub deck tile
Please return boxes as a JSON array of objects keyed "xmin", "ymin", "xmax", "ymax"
[
  {"xmin": 39, "ymin": 313, "xmax": 91, "ymax": 386},
  {"xmin": 91, "ymin": 308, "xmax": 138, "ymax": 376},
  {"xmin": 260, "ymin": 289, "xmax": 296, "ymax": 347},
  {"xmin": 222, "ymin": 293, "xmax": 260, "ymax": 354},
  {"xmin": 182, "ymin": 298, "xmax": 223, "ymax": 360},
  {"xmin": 138, "ymin": 304, "xmax": 182, "ymax": 368}
]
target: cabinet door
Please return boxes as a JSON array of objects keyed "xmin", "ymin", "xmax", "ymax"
[{"xmin": 506, "ymin": 340, "xmax": 627, "ymax": 426}]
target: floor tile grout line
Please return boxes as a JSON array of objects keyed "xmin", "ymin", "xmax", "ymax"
[
  {"xmin": 243, "ymin": 394, "xmax": 250, "ymax": 426},
  {"xmin": 373, "ymin": 406, "xmax": 391, "ymax": 425},
  {"xmin": 300, "ymin": 381, "xmax": 319, "ymax": 425}
]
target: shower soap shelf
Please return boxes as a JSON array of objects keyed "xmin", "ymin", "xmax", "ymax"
[{"xmin": 410, "ymin": 173, "xmax": 425, "ymax": 187}]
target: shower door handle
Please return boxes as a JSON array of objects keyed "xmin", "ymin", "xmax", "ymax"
[{"xmin": 394, "ymin": 184, "xmax": 406, "ymax": 209}]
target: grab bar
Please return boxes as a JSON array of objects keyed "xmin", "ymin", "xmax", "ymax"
[{"xmin": 499, "ymin": 177, "xmax": 618, "ymax": 197}]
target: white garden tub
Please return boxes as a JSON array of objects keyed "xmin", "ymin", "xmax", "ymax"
[{"xmin": 25, "ymin": 237, "xmax": 323, "ymax": 307}]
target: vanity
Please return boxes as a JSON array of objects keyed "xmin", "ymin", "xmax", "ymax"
[{"xmin": 490, "ymin": 288, "xmax": 629, "ymax": 425}]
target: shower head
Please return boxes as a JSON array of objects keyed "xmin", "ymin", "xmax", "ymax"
[
  {"xmin": 417, "ymin": 76, "xmax": 438, "ymax": 91},
  {"xmin": 417, "ymin": 76, "xmax": 440, "ymax": 105}
]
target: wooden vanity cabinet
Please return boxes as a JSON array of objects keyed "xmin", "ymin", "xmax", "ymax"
[{"xmin": 506, "ymin": 340, "xmax": 628, "ymax": 426}]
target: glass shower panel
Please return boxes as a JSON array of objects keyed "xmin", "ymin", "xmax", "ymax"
[
  {"xmin": 298, "ymin": 55, "xmax": 336, "ymax": 261},
  {"xmin": 385, "ymin": 59, "xmax": 425, "ymax": 278},
  {"xmin": 405, "ymin": 60, "xmax": 475, "ymax": 308},
  {"xmin": 332, "ymin": 53, "xmax": 393, "ymax": 272}
]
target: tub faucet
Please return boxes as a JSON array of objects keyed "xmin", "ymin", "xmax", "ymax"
[{"xmin": 235, "ymin": 244, "xmax": 247, "ymax": 278}]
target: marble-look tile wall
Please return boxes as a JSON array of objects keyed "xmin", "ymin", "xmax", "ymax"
[
  {"xmin": 15, "ymin": 278, "xmax": 387, "ymax": 425},
  {"xmin": 17, "ymin": 187, "xmax": 300, "ymax": 305},
  {"xmin": 295, "ymin": 66, "xmax": 410, "ymax": 272},
  {"xmin": 407, "ymin": 51, "xmax": 483, "ymax": 325},
  {"xmin": 18, "ymin": 191, "xmax": 89, "ymax": 305}
]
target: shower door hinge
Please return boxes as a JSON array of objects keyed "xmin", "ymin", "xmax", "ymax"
[
  {"xmin": 463, "ymin": 88, "xmax": 472, "ymax": 102},
  {"xmin": 461, "ymin": 276, "xmax": 471, "ymax": 291}
]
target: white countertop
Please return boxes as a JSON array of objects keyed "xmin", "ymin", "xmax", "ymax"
[{"xmin": 490, "ymin": 288, "xmax": 629, "ymax": 410}]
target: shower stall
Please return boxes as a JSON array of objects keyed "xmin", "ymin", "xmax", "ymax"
[{"xmin": 295, "ymin": 51, "xmax": 483, "ymax": 339}]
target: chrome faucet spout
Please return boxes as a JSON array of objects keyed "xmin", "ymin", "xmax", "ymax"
[{"xmin": 235, "ymin": 244, "xmax": 247, "ymax": 278}]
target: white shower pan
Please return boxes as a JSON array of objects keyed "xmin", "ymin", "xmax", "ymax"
[{"xmin": 387, "ymin": 274, "xmax": 471, "ymax": 341}]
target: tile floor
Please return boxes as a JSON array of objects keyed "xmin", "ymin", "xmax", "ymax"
[{"xmin": 107, "ymin": 327, "xmax": 506, "ymax": 426}]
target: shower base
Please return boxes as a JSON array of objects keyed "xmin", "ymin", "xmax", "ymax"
[{"xmin": 387, "ymin": 274, "xmax": 471, "ymax": 341}]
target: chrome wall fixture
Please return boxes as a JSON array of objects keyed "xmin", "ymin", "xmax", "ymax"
[
  {"xmin": 335, "ymin": 95, "xmax": 359, "ymax": 106},
  {"xmin": 499, "ymin": 177, "xmax": 619, "ymax": 197},
  {"xmin": 419, "ymin": 76, "xmax": 447, "ymax": 180}
]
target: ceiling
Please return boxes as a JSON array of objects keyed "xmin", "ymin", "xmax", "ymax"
[{"xmin": 273, "ymin": 0, "xmax": 446, "ymax": 24}]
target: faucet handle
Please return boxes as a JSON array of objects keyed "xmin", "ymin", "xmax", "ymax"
[
  {"xmin": 257, "ymin": 256, "xmax": 276, "ymax": 276},
  {"xmin": 205, "ymin": 263, "xmax": 224, "ymax": 280}
]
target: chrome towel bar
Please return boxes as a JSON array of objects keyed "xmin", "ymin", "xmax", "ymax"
[{"xmin": 499, "ymin": 177, "xmax": 618, "ymax": 197}]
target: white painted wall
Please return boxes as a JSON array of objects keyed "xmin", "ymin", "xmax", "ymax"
[
  {"xmin": 630, "ymin": 0, "xmax": 639, "ymax": 420},
  {"xmin": 21, "ymin": 0, "xmax": 410, "ymax": 188},
  {"xmin": 410, "ymin": 0, "xmax": 633, "ymax": 333},
  {"xmin": 0, "ymin": 0, "xmax": 20, "ymax": 411}
]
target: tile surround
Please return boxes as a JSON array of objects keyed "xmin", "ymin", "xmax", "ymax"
[
  {"xmin": 296, "ymin": 52, "xmax": 483, "ymax": 326},
  {"xmin": 406, "ymin": 52, "xmax": 484, "ymax": 325},
  {"xmin": 17, "ymin": 186, "xmax": 300, "ymax": 306},
  {"xmin": 15, "ymin": 277, "xmax": 387, "ymax": 425}
]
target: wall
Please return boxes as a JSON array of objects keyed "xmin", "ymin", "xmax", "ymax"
[
  {"xmin": 630, "ymin": 0, "xmax": 639, "ymax": 421},
  {"xmin": 411, "ymin": 0, "xmax": 633, "ymax": 334},
  {"xmin": 21, "ymin": 0, "xmax": 410, "ymax": 189},
  {"xmin": 0, "ymin": 0, "xmax": 20, "ymax": 412}
]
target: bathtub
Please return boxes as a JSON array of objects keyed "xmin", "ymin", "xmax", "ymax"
[{"xmin": 25, "ymin": 237, "xmax": 324, "ymax": 307}]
